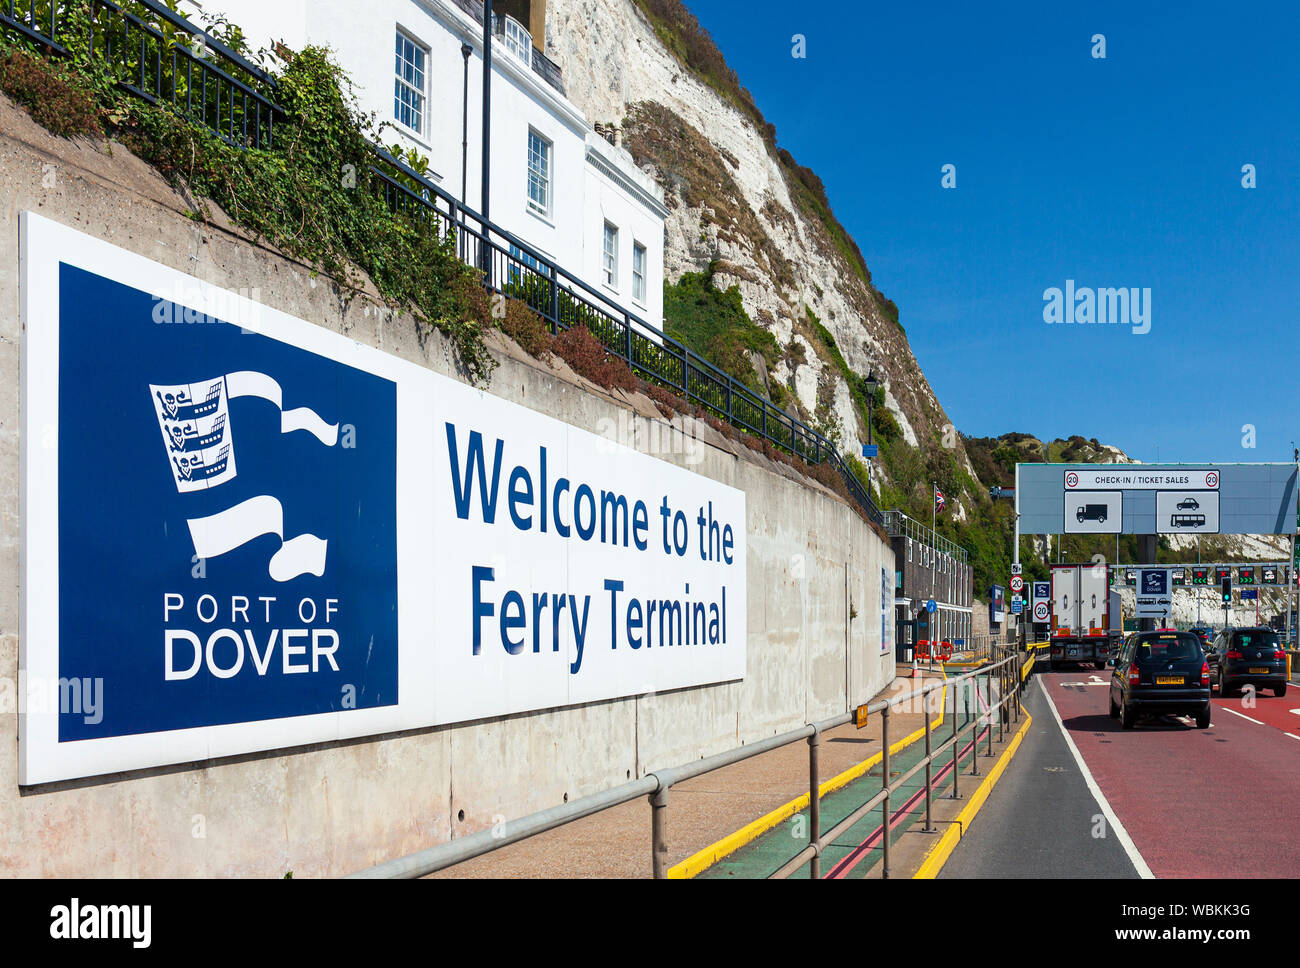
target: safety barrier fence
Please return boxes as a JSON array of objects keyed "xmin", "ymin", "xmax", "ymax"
[
  {"xmin": 1, "ymin": 0, "xmax": 887, "ymax": 526},
  {"xmin": 1, "ymin": 0, "xmax": 281, "ymax": 148},
  {"xmin": 349, "ymin": 645, "xmax": 1027, "ymax": 879}
]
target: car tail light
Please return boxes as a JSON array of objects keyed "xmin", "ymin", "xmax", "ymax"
[
  {"xmin": 1201, "ymin": 661, "xmax": 1210, "ymax": 686},
  {"xmin": 1274, "ymin": 648, "xmax": 1286, "ymax": 660},
  {"xmin": 1226, "ymin": 650, "xmax": 1242, "ymax": 660},
  {"xmin": 1128, "ymin": 663, "xmax": 1140, "ymax": 686}
]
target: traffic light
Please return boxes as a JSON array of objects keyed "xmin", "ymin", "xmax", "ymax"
[{"xmin": 1221, "ymin": 576, "xmax": 1232, "ymax": 604}]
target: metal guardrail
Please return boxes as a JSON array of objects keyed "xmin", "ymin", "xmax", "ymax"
[
  {"xmin": 1, "ymin": 0, "xmax": 884, "ymax": 524},
  {"xmin": 884, "ymin": 509, "xmax": 967, "ymax": 563},
  {"xmin": 2, "ymin": 0, "xmax": 282, "ymax": 148},
  {"xmin": 350, "ymin": 645, "xmax": 1028, "ymax": 879}
]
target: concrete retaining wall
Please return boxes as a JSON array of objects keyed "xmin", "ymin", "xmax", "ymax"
[{"xmin": 0, "ymin": 96, "xmax": 894, "ymax": 875}]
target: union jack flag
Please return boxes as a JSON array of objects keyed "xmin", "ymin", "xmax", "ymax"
[{"xmin": 935, "ymin": 488, "xmax": 946, "ymax": 514}]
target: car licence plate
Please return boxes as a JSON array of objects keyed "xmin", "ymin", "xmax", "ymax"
[
  {"xmin": 1250, "ymin": 667, "xmax": 1269, "ymax": 674},
  {"xmin": 1156, "ymin": 676, "xmax": 1183, "ymax": 685}
]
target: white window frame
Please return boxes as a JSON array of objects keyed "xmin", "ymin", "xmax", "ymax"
[
  {"xmin": 499, "ymin": 14, "xmax": 532, "ymax": 66},
  {"xmin": 602, "ymin": 222, "xmax": 619, "ymax": 288},
  {"xmin": 632, "ymin": 240, "xmax": 647, "ymax": 303},
  {"xmin": 527, "ymin": 129, "xmax": 551, "ymax": 217},
  {"xmin": 394, "ymin": 29, "xmax": 428, "ymax": 137}
]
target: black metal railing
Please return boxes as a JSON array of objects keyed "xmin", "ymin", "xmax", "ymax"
[
  {"xmin": 368, "ymin": 146, "xmax": 883, "ymax": 524},
  {"xmin": 1, "ymin": 0, "xmax": 282, "ymax": 148},
  {"xmin": 2, "ymin": 0, "xmax": 882, "ymax": 525}
]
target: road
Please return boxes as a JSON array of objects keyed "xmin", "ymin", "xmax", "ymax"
[
  {"xmin": 943, "ymin": 667, "xmax": 1300, "ymax": 878},
  {"xmin": 939, "ymin": 671, "xmax": 1140, "ymax": 878}
]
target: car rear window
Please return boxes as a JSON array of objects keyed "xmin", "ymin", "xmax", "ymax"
[
  {"xmin": 1232, "ymin": 631, "xmax": 1279, "ymax": 649},
  {"xmin": 1133, "ymin": 633, "xmax": 1201, "ymax": 662}
]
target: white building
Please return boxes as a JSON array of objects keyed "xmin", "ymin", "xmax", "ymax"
[{"xmin": 199, "ymin": 0, "xmax": 668, "ymax": 329}]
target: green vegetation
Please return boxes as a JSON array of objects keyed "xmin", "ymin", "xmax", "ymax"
[
  {"xmin": 802, "ymin": 304, "xmax": 898, "ymax": 448},
  {"xmin": 663, "ymin": 263, "xmax": 779, "ymax": 395},
  {"xmin": 0, "ymin": 1, "xmax": 498, "ymax": 381}
]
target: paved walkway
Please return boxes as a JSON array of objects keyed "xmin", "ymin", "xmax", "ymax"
[{"xmin": 430, "ymin": 664, "xmax": 945, "ymax": 878}]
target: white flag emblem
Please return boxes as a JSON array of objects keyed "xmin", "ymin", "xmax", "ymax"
[{"xmin": 150, "ymin": 371, "xmax": 340, "ymax": 581}]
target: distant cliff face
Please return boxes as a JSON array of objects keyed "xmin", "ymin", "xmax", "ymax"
[{"xmin": 544, "ymin": 0, "xmax": 979, "ymax": 509}]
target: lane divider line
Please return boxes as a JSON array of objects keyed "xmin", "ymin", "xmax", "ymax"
[
  {"xmin": 1038, "ymin": 679, "xmax": 1154, "ymax": 879},
  {"xmin": 1219, "ymin": 706, "xmax": 1265, "ymax": 726},
  {"xmin": 666, "ymin": 676, "xmax": 949, "ymax": 879},
  {"xmin": 913, "ymin": 712, "xmax": 1032, "ymax": 879}
]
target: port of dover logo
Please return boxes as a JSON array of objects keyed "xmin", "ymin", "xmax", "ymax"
[{"xmin": 150, "ymin": 371, "xmax": 339, "ymax": 581}]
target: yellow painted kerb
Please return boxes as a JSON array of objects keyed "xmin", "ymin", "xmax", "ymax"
[
  {"xmin": 913, "ymin": 711, "xmax": 1033, "ymax": 879},
  {"xmin": 667, "ymin": 673, "xmax": 948, "ymax": 879}
]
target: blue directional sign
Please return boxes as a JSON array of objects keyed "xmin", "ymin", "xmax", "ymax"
[
  {"xmin": 1011, "ymin": 599, "xmax": 1024, "ymax": 614},
  {"xmin": 1241, "ymin": 589, "xmax": 1258, "ymax": 600},
  {"xmin": 861, "ymin": 444, "xmax": 878, "ymax": 459}
]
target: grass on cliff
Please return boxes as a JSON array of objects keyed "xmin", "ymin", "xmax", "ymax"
[{"xmin": 663, "ymin": 263, "xmax": 779, "ymax": 397}]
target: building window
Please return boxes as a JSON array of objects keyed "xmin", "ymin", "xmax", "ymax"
[
  {"xmin": 507, "ymin": 243, "xmax": 552, "ymax": 286},
  {"xmin": 394, "ymin": 30, "xmax": 427, "ymax": 135},
  {"xmin": 602, "ymin": 222, "xmax": 618, "ymax": 287},
  {"xmin": 632, "ymin": 241, "xmax": 647, "ymax": 302},
  {"xmin": 498, "ymin": 14, "xmax": 532, "ymax": 66},
  {"xmin": 527, "ymin": 129, "xmax": 550, "ymax": 216}
]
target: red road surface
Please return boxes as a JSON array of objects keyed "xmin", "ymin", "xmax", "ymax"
[
  {"xmin": 1042, "ymin": 671, "xmax": 1300, "ymax": 878},
  {"xmin": 1213, "ymin": 685, "xmax": 1300, "ymax": 738}
]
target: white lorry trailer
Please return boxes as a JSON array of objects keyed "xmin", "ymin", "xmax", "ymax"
[{"xmin": 1050, "ymin": 563, "xmax": 1112, "ymax": 669}]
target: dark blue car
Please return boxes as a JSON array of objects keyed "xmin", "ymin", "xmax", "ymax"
[
  {"xmin": 1207, "ymin": 627, "xmax": 1287, "ymax": 698},
  {"xmin": 1109, "ymin": 631, "xmax": 1211, "ymax": 729}
]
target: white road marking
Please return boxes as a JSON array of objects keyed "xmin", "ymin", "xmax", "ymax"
[
  {"xmin": 1220, "ymin": 707, "xmax": 1264, "ymax": 726},
  {"xmin": 1038, "ymin": 680, "xmax": 1154, "ymax": 880},
  {"xmin": 1285, "ymin": 733, "xmax": 1300, "ymax": 742}
]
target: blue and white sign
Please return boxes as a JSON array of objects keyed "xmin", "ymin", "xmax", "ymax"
[
  {"xmin": 1135, "ymin": 568, "xmax": 1173, "ymax": 622},
  {"xmin": 990, "ymin": 585, "xmax": 1005, "ymax": 624},
  {"xmin": 925, "ymin": 599, "xmax": 937, "ymax": 613},
  {"xmin": 19, "ymin": 213, "xmax": 747, "ymax": 783},
  {"xmin": 881, "ymin": 567, "xmax": 893, "ymax": 655}
]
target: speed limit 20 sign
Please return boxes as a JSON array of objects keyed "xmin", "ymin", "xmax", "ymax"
[
  {"xmin": 1032, "ymin": 601, "xmax": 1049, "ymax": 622},
  {"xmin": 1009, "ymin": 575, "xmax": 1024, "ymax": 593}
]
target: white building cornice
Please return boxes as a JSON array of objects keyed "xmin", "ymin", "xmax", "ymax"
[{"xmin": 585, "ymin": 142, "xmax": 670, "ymax": 219}]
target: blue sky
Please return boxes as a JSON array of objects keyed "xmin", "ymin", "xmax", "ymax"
[{"xmin": 682, "ymin": 0, "xmax": 1300, "ymax": 464}]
